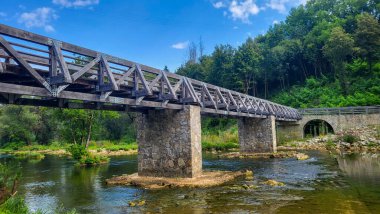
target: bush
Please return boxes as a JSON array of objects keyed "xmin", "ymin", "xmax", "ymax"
[
  {"xmin": 67, "ymin": 144, "xmax": 88, "ymax": 160},
  {"xmin": 0, "ymin": 142, "xmax": 26, "ymax": 151},
  {"xmin": 325, "ymin": 140, "xmax": 336, "ymax": 150},
  {"xmin": 340, "ymin": 134, "xmax": 359, "ymax": 144},
  {"xmin": 0, "ymin": 196, "xmax": 29, "ymax": 214},
  {"xmin": 78, "ymin": 154, "xmax": 109, "ymax": 166}
]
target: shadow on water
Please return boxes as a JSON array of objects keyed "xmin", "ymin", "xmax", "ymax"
[{"xmin": 1, "ymin": 151, "xmax": 379, "ymax": 213}]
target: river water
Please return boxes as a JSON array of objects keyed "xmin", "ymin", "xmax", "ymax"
[{"xmin": 3, "ymin": 151, "xmax": 380, "ymax": 213}]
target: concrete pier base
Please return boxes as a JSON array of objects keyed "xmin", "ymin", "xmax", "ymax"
[
  {"xmin": 137, "ymin": 105, "xmax": 202, "ymax": 178},
  {"xmin": 238, "ymin": 115, "xmax": 277, "ymax": 153}
]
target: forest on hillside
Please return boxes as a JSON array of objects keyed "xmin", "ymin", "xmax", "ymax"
[
  {"xmin": 0, "ymin": 0, "xmax": 379, "ymax": 146},
  {"xmin": 177, "ymin": 0, "xmax": 380, "ymax": 108}
]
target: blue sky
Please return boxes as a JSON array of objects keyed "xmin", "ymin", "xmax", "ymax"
[{"xmin": 0, "ymin": 0, "xmax": 306, "ymax": 71}]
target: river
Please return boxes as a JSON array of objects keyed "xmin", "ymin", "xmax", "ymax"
[{"xmin": 2, "ymin": 151, "xmax": 380, "ymax": 213}]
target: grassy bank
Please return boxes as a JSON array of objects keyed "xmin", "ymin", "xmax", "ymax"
[{"xmin": 202, "ymin": 125, "xmax": 239, "ymax": 151}]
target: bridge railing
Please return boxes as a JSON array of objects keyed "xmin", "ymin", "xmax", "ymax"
[
  {"xmin": 0, "ymin": 24, "xmax": 301, "ymax": 121},
  {"xmin": 299, "ymin": 106, "xmax": 380, "ymax": 115}
]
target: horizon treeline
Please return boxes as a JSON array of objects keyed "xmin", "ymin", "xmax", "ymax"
[{"xmin": 176, "ymin": 0, "xmax": 380, "ymax": 108}]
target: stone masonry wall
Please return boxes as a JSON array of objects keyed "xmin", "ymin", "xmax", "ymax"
[
  {"xmin": 277, "ymin": 113, "xmax": 380, "ymax": 140},
  {"xmin": 238, "ymin": 115, "xmax": 277, "ymax": 153},
  {"xmin": 137, "ymin": 105, "xmax": 202, "ymax": 178}
]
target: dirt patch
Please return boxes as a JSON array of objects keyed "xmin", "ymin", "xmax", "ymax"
[
  {"xmin": 89, "ymin": 149, "xmax": 137, "ymax": 156},
  {"xmin": 106, "ymin": 171, "xmax": 244, "ymax": 189},
  {"xmin": 218, "ymin": 151, "xmax": 308, "ymax": 159}
]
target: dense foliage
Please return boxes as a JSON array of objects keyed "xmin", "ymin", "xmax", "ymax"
[
  {"xmin": 176, "ymin": 0, "xmax": 380, "ymax": 108},
  {"xmin": 0, "ymin": 105, "xmax": 136, "ymax": 148}
]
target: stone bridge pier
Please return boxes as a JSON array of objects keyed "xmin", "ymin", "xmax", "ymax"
[
  {"xmin": 238, "ymin": 116, "xmax": 277, "ymax": 153},
  {"xmin": 137, "ymin": 106, "xmax": 278, "ymax": 178},
  {"xmin": 137, "ymin": 105, "xmax": 202, "ymax": 178}
]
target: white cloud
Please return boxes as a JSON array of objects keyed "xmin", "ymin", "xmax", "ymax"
[
  {"xmin": 266, "ymin": 0, "xmax": 287, "ymax": 14},
  {"xmin": 0, "ymin": 12, "xmax": 6, "ymax": 17},
  {"xmin": 213, "ymin": 1, "xmax": 225, "ymax": 9},
  {"xmin": 212, "ymin": 0, "xmax": 260, "ymax": 24},
  {"xmin": 212, "ymin": 0, "xmax": 308, "ymax": 22},
  {"xmin": 52, "ymin": 0, "xmax": 99, "ymax": 8},
  {"xmin": 171, "ymin": 41, "xmax": 189, "ymax": 50},
  {"xmin": 273, "ymin": 19, "xmax": 279, "ymax": 25},
  {"xmin": 266, "ymin": 0, "xmax": 308, "ymax": 14},
  {"xmin": 18, "ymin": 7, "xmax": 58, "ymax": 32},
  {"xmin": 229, "ymin": 0, "xmax": 260, "ymax": 23}
]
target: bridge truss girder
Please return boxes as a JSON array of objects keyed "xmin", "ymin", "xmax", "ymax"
[{"xmin": 0, "ymin": 24, "xmax": 301, "ymax": 121}]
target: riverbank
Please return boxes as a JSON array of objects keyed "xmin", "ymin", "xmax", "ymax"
[
  {"xmin": 280, "ymin": 126, "xmax": 380, "ymax": 152},
  {"xmin": 0, "ymin": 141, "xmax": 138, "ymax": 158}
]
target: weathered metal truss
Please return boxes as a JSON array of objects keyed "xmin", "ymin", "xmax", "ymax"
[{"xmin": 0, "ymin": 24, "xmax": 301, "ymax": 121}]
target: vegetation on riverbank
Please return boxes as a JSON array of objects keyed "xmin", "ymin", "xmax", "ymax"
[{"xmin": 280, "ymin": 126, "xmax": 380, "ymax": 152}]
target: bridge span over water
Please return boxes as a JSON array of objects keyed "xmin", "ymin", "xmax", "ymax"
[{"xmin": 0, "ymin": 24, "xmax": 301, "ymax": 178}]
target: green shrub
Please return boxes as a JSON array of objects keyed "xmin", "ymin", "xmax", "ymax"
[
  {"xmin": 0, "ymin": 142, "xmax": 25, "ymax": 151},
  {"xmin": 325, "ymin": 140, "xmax": 336, "ymax": 150},
  {"xmin": 67, "ymin": 144, "xmax": 88, "ymax": 160},
  {"xmin": 340, "ymin": 134, "xmax": 359, "ymax": 144},
  {"xmin": 79, "ymin": 154, "xmax": 109, "ymax": 166},
  {"xmin": 0, "ymin": 196, "xmax": 29, "ymax": 214}
]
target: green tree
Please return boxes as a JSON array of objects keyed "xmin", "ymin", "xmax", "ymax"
[
  {"xmin": 0, "ymin": 106, "xmax": 38, "ymax": 145},
  {"xmin": 354, "ymin": 12, "xmax": 380, "ymax": 72},
  {"xmin": 323, "ymin": 26, "xmax": 354, "ymax": 95},
  {"xmin": 234, "ymin": 38, "xmax": 262, "ymax": 95}
]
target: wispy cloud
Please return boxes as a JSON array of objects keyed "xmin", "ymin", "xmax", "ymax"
[
  {"xmin": 212, "ymin": 0, "xmax": 260, "ymax": 24},
  {"xmin": 171, "ymin": 41, "xmax": 189, "ymax": 50},
  {"xmin": 266, "ymin": 0, "xmax": 308, "ymax": 14},
  {"xmin": 18, "ymin": 7, "xmax": 58, "ymax": 32},
  {"xmin": 229, "ymin": 0, "xmax": 260, "ymax": 23},
  {"xmin": 52, "ymin": 0, "xmax": 99, "ymax": 8},
  {"xmin": 212, "ymin": 1, "xmax": 225, "ymax": 9},
  {"xmin": 0, "ymin": 12, "xmax": 6, "ymax": 17},
  {"xmin": 272, "ymin": 19, "xmax": 279, "ymax": 25},
  {"xmin": 212, "ymin": 0, "xmax": 308, "ymax": 23}
]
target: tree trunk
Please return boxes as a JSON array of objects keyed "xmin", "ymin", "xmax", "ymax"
[{"xmin": 85, "ymin": 112, "xmax": 94, "ymax": 149}]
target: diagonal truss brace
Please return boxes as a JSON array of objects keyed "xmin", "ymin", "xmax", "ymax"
[
  {"xmin": 0, "ymin": 35, "xmax": 52, "ymax": 93},
  {"xmin": 49, "ymin": 39, "xmax": 72, "ymax": 84},
  {"xmin": 201, "ymin": 83, "xmax": 216, "ymax": 109}
]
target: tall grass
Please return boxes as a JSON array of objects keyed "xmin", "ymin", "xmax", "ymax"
[{"xmin": 202, "ymin": 126, "xmax": 239, "ymax": 151}]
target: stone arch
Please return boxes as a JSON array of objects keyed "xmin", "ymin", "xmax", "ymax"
[{"xmin": 303, "ymin": 119, "xmax": 334, "ymax": 138}]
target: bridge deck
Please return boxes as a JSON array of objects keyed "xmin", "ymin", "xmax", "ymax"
[{"xmin": 0, "ymin": 24, "xmax": 300, "ymax": 121}]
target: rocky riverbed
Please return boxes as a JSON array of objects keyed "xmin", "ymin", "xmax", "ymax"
[{"xmin": 280, "ymin": 126, "xmax": 380, "ymax": 152}]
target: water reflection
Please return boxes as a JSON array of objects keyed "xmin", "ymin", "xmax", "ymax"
[
  {"xmin": 0, "ymin": 151, "xmax": 379, "ymax": 213},
  {"xmin": 337, "ymin": 153, "xmax": 380, "ymax": 184}
]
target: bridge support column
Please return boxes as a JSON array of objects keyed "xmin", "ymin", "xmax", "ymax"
[
  {"xmin": 137, "ymin": 105, "xmax": 202, "ymax": 178},
  {"xmin": 238, "ymin": 115, "xmax": 277, "ymax": 153}
]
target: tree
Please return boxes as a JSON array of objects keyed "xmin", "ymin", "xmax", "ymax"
[
  {"xmin": 208, "ymin": 45, "xmax": 236, "ymax": 89},
  {"xmin": 323, "ymin": 27, "xmax": 354, "ymax": 95},
  {"xmin": 234, "ymin": 38, "xmax": 262, "ymax": 95},
  {"xmin": 355, "ymin": 13, "xmax": 380, "ymax": 72},
  {"xmin": 0, "ymin": 106, "xmax": 38, "ymax": 145}
]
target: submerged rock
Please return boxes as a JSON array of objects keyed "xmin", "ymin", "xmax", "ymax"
[
  {"xmin": 295, "ymin": 153, "xmax": 309, "ymax": 160},
  {"xmin": 245, "ymin": 170, "xmax": 254, "ymax": 180},
  {"xmin": 261, "ymin": 179, "xmax": 285, "ymax": 187},
  {"xmin": 106, "ymin": 171, "xmax": 244, "ymax": 189}
]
